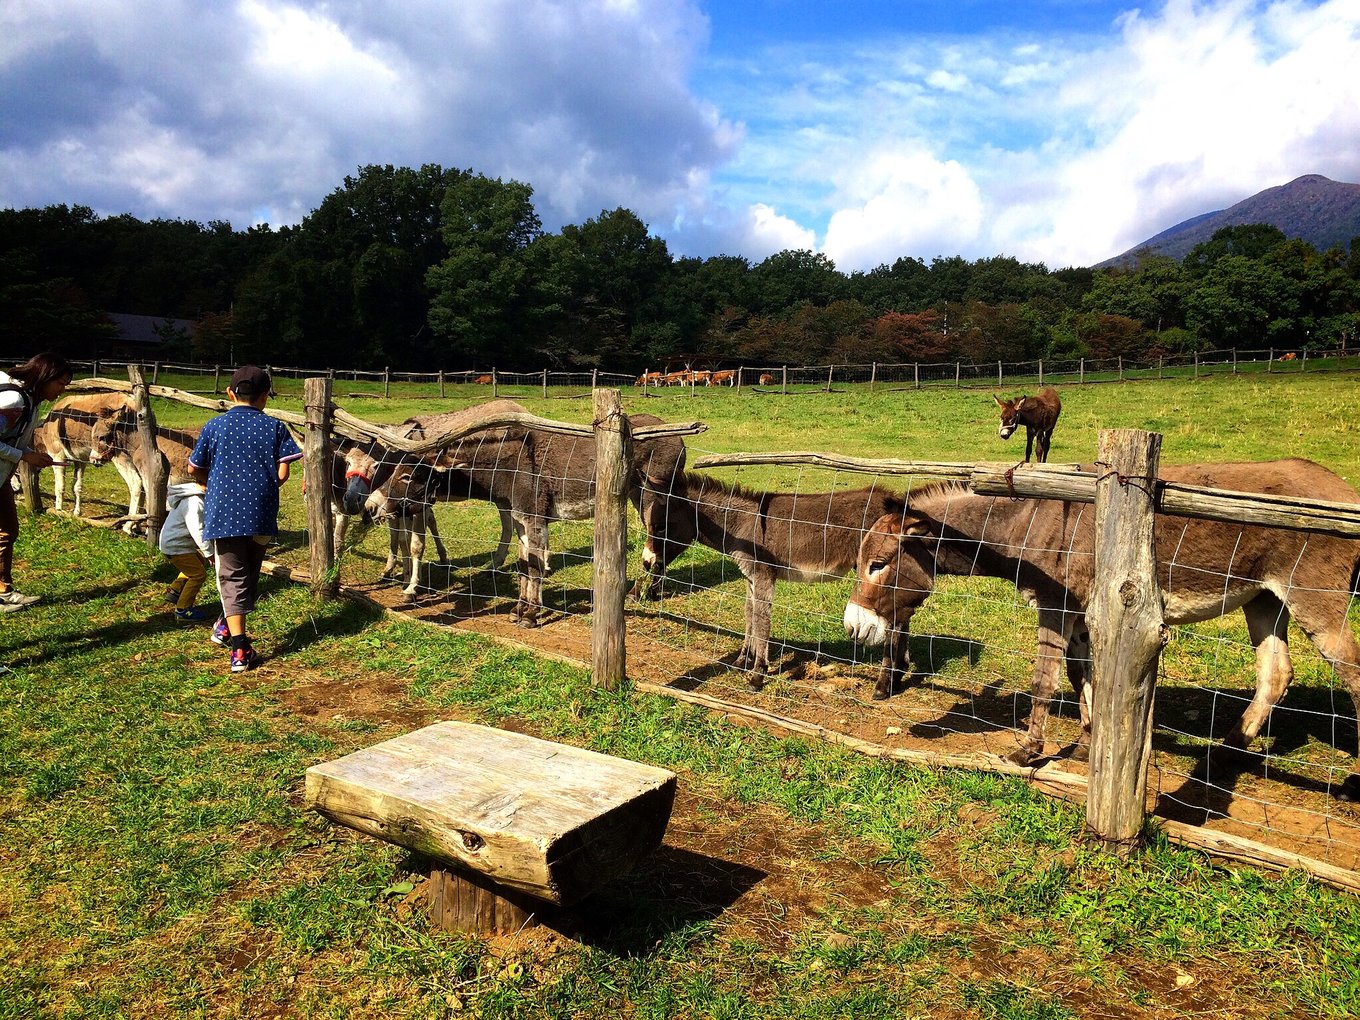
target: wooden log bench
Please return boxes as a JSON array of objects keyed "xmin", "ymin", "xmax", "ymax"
[{"xmin": 304, "ymin": 721, "xmax": 678, "ymax": 933}]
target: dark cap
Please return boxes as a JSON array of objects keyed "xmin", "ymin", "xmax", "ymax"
[{"xmin": 230, "ymin": 365, "xmax": 272, "ymax": 398}]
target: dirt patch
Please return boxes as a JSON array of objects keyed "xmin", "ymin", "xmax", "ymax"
[{"xmin": 334, "ymin": 575, "xmax": 1360, "ymax": 882}]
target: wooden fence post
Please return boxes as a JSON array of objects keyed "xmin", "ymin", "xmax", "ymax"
[
  {"xmin": 18, "ymin": 462, "xmax": 41, "ymax": 513},
  {"xmin": 383, "ymin": 366, "xmax": 390, "ymax": 398},
  {"xmin": 492, "ymin": 368, "xmax": 498, "ymax": 397},
  {"xmin": 214, "ymin": 364, "xmax": 221, "ymax": 394},
  {"xmin": 869, "ymin": 362, "xmax": 877, "ymax": 393},
  {"xmin": 1079, "ymin": 358, "xmax": 1085, "ymax": 384},
  {"xmin": 1087, "ymin": 427, "xmax": 1165, "ymax": 851},
  {"xmin": 543, "ymin": 369, "xmax": 549, "ymax": 398},
  {"xmin": 1038, "ymin": 359, "xmax": 1044, "ymax": 386},
  {"xmin": 1194, "ymin": 353, "xmax": 1199, "ymax": 378},
  {"xmin": 1158, "ymin": 357, "xmax": 1163, "ymax": 380},
  {"xmin": 127, "ymin": 364, "xmax": 167, "ymax": 549},
  {"xmin": 997, "ymin": 360, "xmax": 1002, "ymax": 387},
  {"xmin": 781, "ymin": 365, "xmax": 787, "ymax": 395},
  {"xmin": 438, "ymin": 370, "xmax": 445, "ymax": 398},
  {"xmin": 152, "ymin": 361, "xmax": 161, "ymax": 385},
  {"xmin": 736, "ymin": 367, "xmax": 744, "ymax": 393},
  {"xmin": 914, "ymin": 362, "xmax": 920, "ymax": 389},
  {"xmin": 955, "ymin": 362, "xmax": 961, "ymax": 387},
  {"xmin": 1118, "ymin": 356, "xmax": 1123, "ymax": 381},
  {"xmin": 1268, "ymin": 348, "xmax": 1274, "ymax": 372},
  {"xmin": 591, "ymin": 388, "xmax": 632, "ymax": 691},
  {"xmin": 1232, "ymin": 349, "xmax": 1238, "ymax": 374},
  {"xmin": 92, "ymin": 359, "xmax": 100, "ymax": 378},
  {"xmin": 303, "ymin": 377, "xmax": 337, "ymax": 597}
]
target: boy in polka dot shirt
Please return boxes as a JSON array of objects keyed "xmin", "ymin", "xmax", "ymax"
[{"xmin": 189, "ymin": 365, "xmax": 302, "ymax": 673}]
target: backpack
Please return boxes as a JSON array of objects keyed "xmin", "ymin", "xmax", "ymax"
[{"xmin": 0, "ymin": 383, "xmax": 36, "ymax": 444}]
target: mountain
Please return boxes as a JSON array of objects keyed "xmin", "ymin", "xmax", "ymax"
[{"xmin": 1098, "ymin": 174, "xmax": 1360, "ymax": 267}]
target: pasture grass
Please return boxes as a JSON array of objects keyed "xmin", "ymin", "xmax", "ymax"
[{"xmin": 4, "ymin": 515, "xmax": 1360, "ymax": 1018}]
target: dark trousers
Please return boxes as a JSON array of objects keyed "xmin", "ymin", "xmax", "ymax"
[
  {"xmin": 213, "ymin": 535, "xmax": 269, "ymax": 618},
  {"xmin": 0, "ymin": 481, "xmax": 17, "ymax": 590}
]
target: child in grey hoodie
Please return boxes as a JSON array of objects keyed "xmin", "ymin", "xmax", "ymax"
[{"xmin": 159, "ymin": 481, "xmax": 213, "ymax": 622}]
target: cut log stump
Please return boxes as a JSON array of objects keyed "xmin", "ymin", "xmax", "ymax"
[{"xmin": 304, "ymin": 721, "xmax": 678, "ymax": 933}]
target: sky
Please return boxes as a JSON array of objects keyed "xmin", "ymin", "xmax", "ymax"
[{"xmin": 2, "ymin": 0, "xmax": 1359, "ymax": 271}]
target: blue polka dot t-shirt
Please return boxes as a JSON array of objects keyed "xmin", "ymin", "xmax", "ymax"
[{"xmin": 190, "ymin": 406, "xmax": 303, "ymax": 540}]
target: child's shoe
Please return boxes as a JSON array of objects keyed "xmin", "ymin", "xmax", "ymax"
[
  {"xmin": 0, "ymin": 590, "xmax": 40, "ymax": 611},
  {"xmin": 163, "ymin": 587, "xmax": 180, "ymax": 605},
  {"xmin": 210, "ymin": 616, "xmax": 230, "ymax": 645},
  {"xmin": 174, "ymin": 607, "xmax": 210, "ymax": 623},
  {"xmin": 229, "ymin": 645, "xmax": 259, "ymax": 673}
]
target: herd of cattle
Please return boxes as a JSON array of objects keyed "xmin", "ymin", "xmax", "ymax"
[{"xmin": 26, "ymin": 386, "xmax": 1360, "ymax": 801}]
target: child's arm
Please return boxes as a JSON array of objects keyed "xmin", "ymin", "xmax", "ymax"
[
  {"xmin": 277, "ymin": 461, "xmax": 291, "ymax": 486},
  {"xmin": 186, "ymin": 495, "xmax": 210, "ymax": 559}
]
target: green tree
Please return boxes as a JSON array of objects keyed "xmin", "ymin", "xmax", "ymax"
[{"xmin": 426, "ymin": 173, "xmax": 543, "ymax": 368}]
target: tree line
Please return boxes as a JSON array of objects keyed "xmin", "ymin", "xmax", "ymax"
[{"xmin": 3, "ymin": 164, "xmax": 1359, "ymax": 372}]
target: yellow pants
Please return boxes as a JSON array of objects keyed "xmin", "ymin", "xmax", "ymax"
[{"xmin": 165, "ymin": 552, "xmax": 210, "ymax": 611}]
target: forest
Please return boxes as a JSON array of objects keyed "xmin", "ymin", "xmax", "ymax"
[{"xmin": 3, "ymin": 163, "xmax": 1359, "ymax": 371}]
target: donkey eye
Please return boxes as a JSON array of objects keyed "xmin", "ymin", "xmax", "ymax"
[{"xmin": 868, "ymin": 559, "xmax": 888, "ymax": 574}]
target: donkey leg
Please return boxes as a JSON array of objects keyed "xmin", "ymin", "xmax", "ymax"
[
  {"xmin": 1064, "ymin": 616, "xmax": 1092, "ymax": 761},
  {"xmin": 491, "ymin": 507, "xmax": 513, "ymax": 569},
  {"xmin": 1036, "ymin": 431, "xmax": 1051, "ymax": 464},
  {"xmin": 1223, "ymin": 594, "xmax": 1293, "ymax": 751},
  {"xmin": 380, "ymin": 520, "xmax": 402, "ymax": 579},
  {"xmin": 873, "ymin": 627, "xmax": 912, "ymax": 700},
  {"xmin": 426, "ymin": 509, "xmax": 447, "ymax": 564},
  {"xmin": 1286, "ymin": 594, "xmax": 1360, "ymax": 800},
  {"xmin": 331, "ymin": 512, "xmax": 348, "ymax": 556},
  {"xmin": 735, "ymin": 574, "xmax": 756, "ymax": 671},
  {"xmin": 72, "ymin": 465, "xmax": 85, "ymax": 517},
  {"xmin": 1008, "ymin": 609, "xmax": 1070, "ymax": 765},
  {"xmin": 52, "ymin": 465, "xmax": 67, "ymax": 513},
  {"xmin": 403, "ymin": 516, "xmax": 427, "ymax": 597},
  {"xmin": 515, "ymin": 517, "xmax": 548, "ymax": 628},
  {"xmin": 745, "ymin": 570, "xmax": 776, "ymax": 691},
  {"xmin": 1024, "ymin": 430, "xmax": 1035, "ymax": 463}
]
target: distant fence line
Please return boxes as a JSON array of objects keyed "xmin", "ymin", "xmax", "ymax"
[{"xmin": 69, "ymin": 346, "xmax": 1360, "ymax": 397}]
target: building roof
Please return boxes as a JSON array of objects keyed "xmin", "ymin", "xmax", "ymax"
[{"xmin": 105, "ymin": 312, "xmax": 196, "ymax": 346}]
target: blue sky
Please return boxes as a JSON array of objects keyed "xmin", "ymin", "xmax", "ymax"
[{"xmin": 2, "ymin": 0, "xmax": 1358, "ymax": 271}]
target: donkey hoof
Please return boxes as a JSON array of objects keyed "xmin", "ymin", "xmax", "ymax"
[
  {"xmin": 872, "ymin": 684, "xmax": 891, "ymax": 701},
  {"xmin": 1336, "ymin": 775, "xmax": 1360, "ymax": 802},
  {"xmin": 1005, "ymin": 745, "xmax": 1041, "ymax": 767},
  {"xmin": 746, "ymin": 674, "xmax": 768, "ymax": 693}
]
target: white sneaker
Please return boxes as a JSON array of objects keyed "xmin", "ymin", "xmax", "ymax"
[{"xmin": 0, "ymin": 590, "xmax": 40, "ymax": 609}]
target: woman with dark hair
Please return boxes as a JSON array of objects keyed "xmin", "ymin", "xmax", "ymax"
[{"xmin": 0, "ymin": 352, "xmax": 74, "ymax": 610}]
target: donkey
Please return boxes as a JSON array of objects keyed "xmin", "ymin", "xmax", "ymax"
[
  {"xmin": 994, "ymin": 386, "xmax": 1061, "ymax": 463},
  {"xmin": 370, "ymin": 413, "xmax": 687, "ymax": 625},
  {"xmin": 636, "ymin": 471, "xmax": 899, "ymax": 684},
  {"xmin": 36, "ymin": 393, "xmax": 143, "ymax": 518},
  {"xmin": 337, "ymin": 400, "xmax": 528, "ymax": 595},
  {"xmin": 89, "ymin": 418, "xmax": 201, "ymax": 490},
  {"xmin": 841, "ymin": 459, "xmax": 1360, "ymax": 800}
]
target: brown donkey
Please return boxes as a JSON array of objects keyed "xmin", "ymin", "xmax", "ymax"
[
  {"xmin": 842, "ymin": 459, "xmax": 1360, "ymax": 801},
  {"xmin": 636, "ymin": 471, "xmax": 898, "ymax": 683},
  {"xmin": 994, "ymin": 386, "xmax": 1061, "ymax": 462}
]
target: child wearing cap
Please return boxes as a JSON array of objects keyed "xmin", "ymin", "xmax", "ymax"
[{"xmin": 189, "ymin": 365, "xmax": 302, "ymax": 672}]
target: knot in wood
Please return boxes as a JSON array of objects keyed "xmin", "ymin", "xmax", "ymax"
[
  {"xmin": 458, "ymin": 830, "xmax": 485, "ymax": 852},
  {"xmin": 1119, "ymin": 578, "xmax": 1140, "ymax": 606}
]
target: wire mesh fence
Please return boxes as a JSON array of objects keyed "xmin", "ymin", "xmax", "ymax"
[{"xmin": 41, "ymin": 371, "xmax": 1360, "ymax": 887}]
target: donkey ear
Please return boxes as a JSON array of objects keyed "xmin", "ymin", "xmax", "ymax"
[
  {"xmin": 992, "ymin": 394, "xmax": 1004, "ymax": 407},
  {"xmin": 898, "ymin": 522, "xmax": 932, "ymax": 541}
]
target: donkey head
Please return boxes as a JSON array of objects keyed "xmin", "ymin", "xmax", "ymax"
[
  {"xmin": 993, "ymin": 393, "xmax": 1028, "ymax": 440},
  {"xmin": 843, "ymin": 500, "xmax": 941, "ymax": 647},
  {"xmin": 634, "ymin": 476, "xmax": 698, "ymax": 601}
]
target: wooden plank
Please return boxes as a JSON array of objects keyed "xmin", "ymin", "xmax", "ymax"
[{"xmin": 304, "ymin": 721, "xmax": 676, "ymax": 905}]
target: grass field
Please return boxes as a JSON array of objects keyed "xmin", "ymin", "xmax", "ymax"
[{"xmin": 4, "ymin": 370, "xmax": 1360, "ymax": 1017}]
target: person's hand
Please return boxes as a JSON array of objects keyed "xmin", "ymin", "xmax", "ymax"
[{"xmin": 21, "ymin": 450, "xmax": 54, "ymax": 468}]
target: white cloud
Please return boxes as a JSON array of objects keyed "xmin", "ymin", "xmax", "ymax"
[{"xmin": 822, "ymin": 151, "xmax": 984, "ymax": 269}]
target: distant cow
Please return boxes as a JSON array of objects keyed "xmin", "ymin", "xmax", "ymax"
[
  {"xmin": 1279, "ymin": 352, "xmax": 1298, "ymax": 362},
  {"xmin": 636, "ymin": 371, "xmax": 663, "ymax": 387},
  {"xmin": 709, "ymin": 370, "xmax": 735, "ymax": 387},
  {"xmin": 993, "ymin": 387, "xmax": 1061, "ymax": 463},
  {"xmin": 758, "ymin": 372, "xmax": 776, "ymax": 386},
  {"xmin": 474, "ymin": 374, "xmax": 493, "ymax": 384}
]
